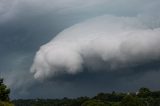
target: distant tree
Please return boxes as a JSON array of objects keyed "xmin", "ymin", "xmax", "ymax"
[
  {"xmin": 151, "ymin": 91, "xmax": 160, "ymax": 98},
  {"xmin": 94, "ymin": 92, "xmax": 126, "ymax": 103},
  {"xmin": 138, "ymin": 87, "xmax": 151, "ymax": 98},
  {"xmin": 81, "ymin": 99, "xmax": 107, "ymax": 106},
  {"xmin": 120, "ymin": 95, "xmax": 144, "ymax": 106},
  {"xmin": 94, "ymin": 93, "xmax": 108, "ymax": 100},
  {"xmin": 0, "ymin": 78, "xmax": 10, "ymax": 101},
  {"xmin": 11, "ymin": 87, "xmax": 160, "ymax": 106}
]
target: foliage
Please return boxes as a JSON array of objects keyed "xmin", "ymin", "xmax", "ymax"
[
  {"xmin": 0, "ymin": 101, "xmax": 14, "ymax": 106},
  {"xmin": 12, "ymin": 87, "xmax": 160, "ymax": 106},
  {"xmin": 0, "ymin": 78, "xmax": 10, "ymax": 101},
  {"xmin": 0, "ymin": 78, "xmax": 14, "ymax": 106},
  {"xmin": 137, "ymin": 87, "xmax": 151, "ymax": 98},
  {"xmin": 94, "ymin": 92, "xmax": 126, "ymax": 102},
  {"xmin": 81, "ymin": 99, "xmax": 107, "ymax": 106},
  {"xmin": 120, "ymin": 95, "xmax": 144, "ymax": 106}
]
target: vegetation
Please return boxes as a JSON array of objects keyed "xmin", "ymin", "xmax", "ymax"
[
  {"xmin": 1, "ymin": 77, "xmax": 160, "ymax": 106},
  {"xmin": 0, "ymin": 78, "xmax": 14, "ymax": 106},
  {"xmin": 12, "ymin": 87, "xmax": 160, "ymax": 106},
  {"xmin": 0, "ymin": 101, "xmax": 14, "ymax": 106}
]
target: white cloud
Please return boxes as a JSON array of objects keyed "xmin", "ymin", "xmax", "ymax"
[{"xmin": 31, "ymin": 15, "xmax": 160, "ymax": 80}]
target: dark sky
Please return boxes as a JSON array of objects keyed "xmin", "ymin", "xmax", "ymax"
[{"xmin": 0, "ymin": 0, "xmax": 160, "ymax": 99}]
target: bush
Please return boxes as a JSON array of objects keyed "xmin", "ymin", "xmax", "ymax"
[
  {"xmin": 120, "ymin": 95, "xmax": 144, "ymax": 106},
  {"xmin": 81, "ymin": 99, "xmax": 107, "ymax": 106},
  {"xmin": 0, "ymin": 101, "xmax": 14, "ymax": 106}
]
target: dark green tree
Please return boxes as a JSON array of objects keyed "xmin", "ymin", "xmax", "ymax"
[
  {"xmin": 0, "ymin": 78, "xmax": 10, "ymax": 101},
  {"xmin": 138, "ymin": 87, "xmax": 151, "ymax": 98},
  {"xmin": 81, "ymin": 99, "xmax": 107, "ymax": 106},
  {"xmin": 120, "ymin": 95, "xmax": 144, "ymax": 106}
]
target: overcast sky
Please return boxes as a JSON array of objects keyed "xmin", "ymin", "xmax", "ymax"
[{"xmin": 1, "ymin": 0, "xmax": 160, "ymax": 99}]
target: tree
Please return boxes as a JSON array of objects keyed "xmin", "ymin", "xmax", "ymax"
[
  {"xmin": 0, "ymin": 78, "xmax": 10, "ymax": 101},
  {"xmin": 81, "ymin": 99, "xmax": 107, "ymax": 106},
  {"xmin": 138, "ymin": 87, "xmax": 151, "ymax": 98},
  {"xmin": 120, "ymin": 95, "xmax": 144, "ymax": 106}
]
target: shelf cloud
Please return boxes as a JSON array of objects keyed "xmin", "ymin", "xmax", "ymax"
[{"xmin": 31, "ymin": 15, "xmax": 160, "ymax": 80}]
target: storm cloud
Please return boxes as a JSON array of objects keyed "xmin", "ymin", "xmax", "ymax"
[
  {"xmin": 1, "ymin": 0, "xmax": 160, "ymax": 99},
  {"xmin": 31, "ymin": 15, "xmax": 160, "ymax": 80}
]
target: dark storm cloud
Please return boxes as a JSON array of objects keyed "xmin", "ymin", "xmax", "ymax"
[{"xmin": 1, "ymin": 0, "xmax": 160, "ymax": 99}]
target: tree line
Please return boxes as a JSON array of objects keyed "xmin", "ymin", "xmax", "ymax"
[
  {"xmin": 13, "ymin": 87, "xmax": 160, "ymax": 106},
  {"xmin": 1, "ymin": 77, "xmax": 160, "ymax": 106}
]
